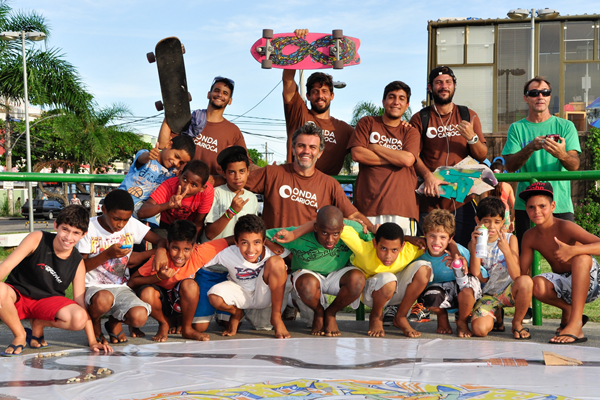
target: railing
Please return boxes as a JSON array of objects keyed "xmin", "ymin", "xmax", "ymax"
[{"xmin": 2, "ymin": 170, "xmax": 599, "ymax": 326}]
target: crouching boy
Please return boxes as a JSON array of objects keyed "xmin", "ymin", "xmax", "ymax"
[{"xmin": 0, "ymin": 205, "xmax": 112, "ymax": 356}]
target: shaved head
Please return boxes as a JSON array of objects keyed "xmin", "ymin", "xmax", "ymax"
[
  {"xmin": 314, "ymin": 206, "xmax": 344, "ymax": 249},
  {"xmin": 317, "ymin": 206, "xmax": 344, "ymax": 227}
]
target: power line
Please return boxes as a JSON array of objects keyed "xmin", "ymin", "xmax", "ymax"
[{"xmin": 229, "ymin": 81, "xmax": 282, "ymax": 122}]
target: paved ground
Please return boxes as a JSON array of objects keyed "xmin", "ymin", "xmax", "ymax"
[{"xmin": 2, "ymin": 313, "xmax": 599, "ymax": 356}]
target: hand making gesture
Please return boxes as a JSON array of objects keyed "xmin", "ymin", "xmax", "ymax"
[
  {"xmin": 168, "ymin": 185, "xmax": 188, "ymax": 209},
  {"xmin": 230, "ymin": 191, "xmax": 249, "ymax": 214}
]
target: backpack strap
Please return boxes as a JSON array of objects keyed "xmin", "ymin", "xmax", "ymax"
[
  {"xmin": 457, "ymin": 105, "xmax": 470, "ymax": 122},
  {"xmin": 419, "ymin": 108, "xmax": 430, "ymax": 137}
]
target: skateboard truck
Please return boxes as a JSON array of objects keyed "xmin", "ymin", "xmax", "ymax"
[
  {"xmin": 330, "ymin": 29, "xmax": 344, "ymax": 69},
  {"xmin": 256, "ymin": 29, "xmax": 274, "ymax": 69}
]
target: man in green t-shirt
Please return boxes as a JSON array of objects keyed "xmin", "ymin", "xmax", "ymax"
[
  {"xmin": 502, "ymin": 76, "xmax": 581, "ymax": 248},
  {"xmin": 267, "ymin": 206, "xmax": 370, "ymax": 337}
]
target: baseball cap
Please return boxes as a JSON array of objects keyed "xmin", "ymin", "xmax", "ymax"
[
  {"xmin": 217, "ymin": 145, "xmax": 247, "ymax": 167},
  {"xmin": 518, "ymin": 182, "xmax": 554, "ymax": 202},
  {"xmin": 428, "ymin": 66, "xmax": 456, "ymax": 86},
  {"xmin": 211, "ymin": 76, "xmax": 235, "ymax": 95}
]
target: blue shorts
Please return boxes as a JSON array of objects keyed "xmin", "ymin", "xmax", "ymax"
[{"xmin": 193, "ymin": 268, "xmax": 229, "ymax": 323}]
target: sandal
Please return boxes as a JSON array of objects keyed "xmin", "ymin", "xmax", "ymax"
[
  {"xmin": 512, "ymin": 327, "xmax": 531, "ymax": 340},
  {"xmin": 1, "ymin": 344, "xmax": 25, "ymax": 357},
  {"xmin": 556, "ymin": 314, "xmax": 589, "ymax": 335},
  {"xmin": 105, "ymin": 321, "xmax": 128, "ymax": 344},
  {"xmin": 25, "ymin": 327, "xmax": 50, "ymax": 349}
]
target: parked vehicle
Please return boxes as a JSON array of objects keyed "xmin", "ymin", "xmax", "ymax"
[{"xmin": 21, "ymin": 199, "xmax": 64, "ymax": 220}]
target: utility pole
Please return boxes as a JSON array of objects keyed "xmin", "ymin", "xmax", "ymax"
[
  {"xmin": 263, "ymin": 142, "xmax": 274, "ymax": 164},
  {"xmin": 4, "ymin": 114, "xmax": 13, "ymax": 215}
]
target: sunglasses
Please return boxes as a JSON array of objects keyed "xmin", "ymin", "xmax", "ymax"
[
  {"xmin": 211, "ymin": 76, "xmax": 235, "ymax": 90},
  {"xmin": 526, "ymin": 89, "xmax": 551, "ymax": 97}
]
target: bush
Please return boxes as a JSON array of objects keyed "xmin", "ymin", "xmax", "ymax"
[{"xmin": 575, "ymin": 127, "xmax": 600, "ymax": 234}]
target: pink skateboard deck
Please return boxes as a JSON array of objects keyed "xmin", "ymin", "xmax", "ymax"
[{"xmin": 251, "ymin": 30, "xmax": 360, "ymax": 70}]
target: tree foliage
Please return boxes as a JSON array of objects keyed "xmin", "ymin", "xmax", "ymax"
[{"xmin": 248, "ymin": 148, "xmax": 268, "ymax": 167}]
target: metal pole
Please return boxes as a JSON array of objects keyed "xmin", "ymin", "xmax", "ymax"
[
  {"xmin": 22, "ymin": 31, "xmax": 34, "ymax": 232},
  {"xmin": 299, "ymin": 70, "xmax": 306, "ymax": 103},
  {"xmin": 530, "ymin": 9, "xmax": 535, "ymax": 79}
]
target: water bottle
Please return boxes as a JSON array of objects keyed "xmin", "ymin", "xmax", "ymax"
[
  {"xmin": 452, "ymin": 259, "xmax": 468, "ymax": 289},
  {"xmin": 475, "ymin": 226, "xmax": 488, "ymax": 258}
]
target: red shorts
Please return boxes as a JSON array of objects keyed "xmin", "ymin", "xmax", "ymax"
[{"xmin": 8, "ymin": 285, "xmax": 78, "ymax": 321}]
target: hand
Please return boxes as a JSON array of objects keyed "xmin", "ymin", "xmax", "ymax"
[
  {"xmin": 158, "ymin": 267, "xmax": 176, "ymax": 279},
  {"xmin": 528, "ymin": 136, "xmax": 546, "ymax": 151},
  {"xmin": 469, "ymin": 225, "xmax": 483, "ymax": 252},
  {"xmin": 272, "ymin": 229, "xmax": 295, "ymax": 244},
  {"xmin": 265, "ymin": 239, "xmax": 285, "ymax": 255},
  {"xmin": 230, "ymin": 191, "xmax": 250, "ymax": 214},
  {"xmin": 347, "ymin": 217, "xmax": 369, "ymax": 234},
  {"xmin": 294, "ymin": 29, "xmax": 308, "ymax": 38},
  {"xmin": 554, "ymin": 237, "xmax": 575, "ymax": 263},
  {"xmin": 168, "ymin": 185, "xmax": 188, "ymax": 209},
  {"xmin": 456, "ymin": 120, "xmax": 476, "ymax": 142},
  {"xmin": 542, "ymin": 136, "xmax": 568, "ymax": 160},
  {"xmin": 105, "ymin": 242, "xmax": 132, "ymax": 259},
  {"xmin": 367, "ymin": 143, "xmax": 380, "ymax": 152},
  {"xmin": 207, "ymin": 175, "xmax": 215, "ymax": 187},
  {"xmin": 508, "ymin": 221, "xmax": 514, "ymax": 233},
  {"xmin": 405, "ymin": 236, "xmax": 426, "ymax": 250},
  {"xmin": 422, "ymin": 174, "xmax": 448, "ymax": 197},
  {"xmin": 149, "ymin": 142, "xmax": 160, "ymax": 161},
  {"xmin": 89, "ymin": 341, "xmax": 113, "ymax": 353},
  {"xmin": 497, "ymin": 228, "xmax": 510, "ymax": 255},
  {"xmin": 152, "ymin": 248, "xmax": 169, "ymax": 272}
]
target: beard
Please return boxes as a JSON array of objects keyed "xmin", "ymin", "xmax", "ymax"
[
  {"xmin": 431, "ymin": 89, "xmax": 454, "ymax": 105},
  {"xmin": 310, "ymin": 101, "xmax": 330, "ymax": 114}
]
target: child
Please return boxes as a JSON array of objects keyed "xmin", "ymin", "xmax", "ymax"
[
  {"xmin": 415, "ymin": 209, "xmax": 482, "ymax": 337},
  {"xmin": 520, "ymin": 182, "xmax": 600, "ymax": 344},
  {"xmin": 0, "ymin": 205, "xmax": 112, "ymax": 356},
  {"xmin": 78, "ymin": 189, "xmax": 166, "ymax": 344},
  {"xmin": 201, "ymin": 146, "xmax": 258, "ymax": 242},
  {"xmin": 203, "ymin": 215, "xmax": 291, "ymax": 339},
  {"xmin": 128, "ymin": 220, "xmax": 233, "ymax": 342},
  {"xmin": 119, "ymin": 136, "xmax": 195, "ymax": 227},
  {"xmin": 340, "ymin": 222, "xmax": 429, "ymax": 338},
  {"xmin": 138, "ymin": 160, "xmax": 214, "ymax": 235},
  {"xmin": 482, "ymin": 161, "xmax": 515, "ymax": 232},
  {"xmin": 467, "ymin": 196, "xmax": 532, "ymax": 340}
]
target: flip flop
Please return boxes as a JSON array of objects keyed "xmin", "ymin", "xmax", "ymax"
[
  {"xmin": 555, "ymin": 314, "xmax": 589, "ymax": 335},
  {"xmin": 105, "ymin": 321, "xmax": 128, "ymax": 344},
  {"xmin": 492, "ymin": 308, "xmax": 505, "ymax": 332},
  {"xmin": 25, "ymin": 327, "xmax": 50, "ymax": 349},
  {"xmin": 512, "ymin": 327, "xmax": 531, "ymax": 340},
  {"xmin": 1, "ymin": 344, "xmax": 25, "ymax": 357},
  {"xmin": 549, "ymin": 333, "xmax": 588, "ymax": 344}
]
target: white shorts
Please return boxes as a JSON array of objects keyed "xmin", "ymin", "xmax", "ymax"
[
  {"xmin": 85, "ymin": 286, "xmax": 151, "ymax": 321},
  {"xmin": 361, "ymin": 260, "xmax": 433, "ymax": 309},
  {"xmin": 207, "ymin": 270, "xmax": 272, "ymax": 310},
  {"xmin": 367, "ymin": 215, "xmax": 418, "ymax": 236},
  {"xmin": 292, "ymin": 266, "xmax": 362, "ymax": 310}
]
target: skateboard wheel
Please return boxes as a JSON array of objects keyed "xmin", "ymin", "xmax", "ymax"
[
  {"xmin": 262, "ymin": 29, "xmax": 273, "ymax": 39},
  {"xmin": 333, "ymin": 60, "xmax": 344, "ymax": 69},
  {"xmin": 155, "ymin": 101, "xmax": 164, "ymax": 111},
  {"xmin": 188, "ymin": 92, "xmax": 192, "ymax": 102},
  {"xmin": 261, "ymin": 59, "xmax": 272, "ymax": 69},
  {"xmin": 181, "ymin": 44, "xmax": 185, "ymax": 54},
  {"xmin": 146, "ymin": 52, "xmax": 156, "ymax": 63},
  {"xmin": 332, "ymin": 29, "xmax": 343, "ymax": 39}
]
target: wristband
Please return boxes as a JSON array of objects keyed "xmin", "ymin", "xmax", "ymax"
[
  {"xmin": 228, "ymin": 207, "xmax": 238, "ymax": 215},
  {"xmin": 155, "ymin": 272, "xmax": 162, "ymax": 281},
  {"xmin": 224, "ymin": 211, "xmax": 232, "ymax": 220}
]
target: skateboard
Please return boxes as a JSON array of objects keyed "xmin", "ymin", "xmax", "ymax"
[
  {"xmin": 251, "ymin": 29, "xmax": 360, "ymax": 70},
  {"xmin": 147, "ymin": 37, "xmax": 192, "ymax": 134}
]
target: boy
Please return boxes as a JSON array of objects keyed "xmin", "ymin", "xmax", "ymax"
[
  {"xmin": 201, "ymin": 146, "xmax": 258, "ymax": 242},
  {"xmin": 138, "ymin": 160, "xmax": 214, "ymax": 235},
  {"xmin": 268, "ymin": 205, "xmax": 369, "ymax": 336},
  {"xmin": 205, "ymin": 215, "xmax": 291, "ymax": 339},
  {"xmin": 340, "ymin": 222, "xmax": 429, "ymax": 338},
  {"xmin": 128, "ymin": 220, "xmax": 233, "ymax": 342},
  {"xmin": 78, "ymin": 189, "xmax": 166, "ymax": 344},
  {"xmin": 468, "ymin": 197, "xmax": 532, "ymax": 340},
  {"xmin": 521, "ymin": 182, "xmax": 600, "ymax": 344},
  {"xmin": 0, "ymin": 205, "xmax": 112, "ymax": 356},
  {"xmin": 415, "ymin": 209, "xmax": 482, "ymax": 337},
  {"xmin": 119, "ymin": 136, "xmax": 195, "ymax": 227}
]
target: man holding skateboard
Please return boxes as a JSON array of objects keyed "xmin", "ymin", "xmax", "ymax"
[
  {"xmin": 159, "ymin": 76, "xmax": 249, "ymax": 176},
  {"xmin": 283, "ymin": 29, "xmax": 354, "ymax": 176}
]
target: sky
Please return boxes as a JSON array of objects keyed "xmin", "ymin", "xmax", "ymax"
[{"xmin": 15, "ymin": 0, "xmax": 596, "ymax": 163}]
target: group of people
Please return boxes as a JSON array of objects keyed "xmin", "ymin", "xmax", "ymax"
[{"xmin": 0, "ymin": 28, "xmax": 598, "ymax": 355}]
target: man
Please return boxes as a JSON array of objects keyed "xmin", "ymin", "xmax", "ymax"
[
  {"xmin": 245, "ymin": 123, "xmax": 372, "ymax": 231},
  {"xmin": 502, "ymin": 76, "xmax": 580, "ymax": 246},
  {"xmin": 410, "ymin": 66, "xmax": 488, "ymax": 247},
  {"xmin": 158, "ymin": 76, "xmax": 249, "ymax": 175},
  {"xmin": 70, "ymin": 194, "xmax": 82, "ymax": 205},
  {"xmin": 282, "ymin": 29, "xmax": 354, "ymax": 176},
  {"xmin": 348, "ymin": 81, "xmax": 420, "ymax": 236}
]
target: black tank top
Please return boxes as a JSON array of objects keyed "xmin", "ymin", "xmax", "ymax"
[{"xmin": 6, "ymin": 231, "xmax": 83, "ymax": 299}]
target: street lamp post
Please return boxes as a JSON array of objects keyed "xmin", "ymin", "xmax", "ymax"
[
  {"xmin": 507, "ymin": 8, "xmax": 560, "ymax": 79},
  {"xmin": 0, "ymin": 31, "xmax": 46, "ymax": 232}
]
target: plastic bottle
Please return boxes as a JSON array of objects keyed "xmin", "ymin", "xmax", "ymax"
[
  {"xmin": 475, "ymin": 226, "xmax": 489, "ymax": 258},
  {"xmin": 452, "ymin": 259, "xmax": 468, "ymax": 289}
]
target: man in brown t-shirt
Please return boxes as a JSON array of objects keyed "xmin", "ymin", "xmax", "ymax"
[
  {"xmin": 348, "ymin": 81, "xmax": 420, "ymax": 236},
  {"xmin": 158, "ymin": 76, "xmax": 249, "ymax": 175},
  {"xmin": 283, "ymin": 29, "xmax": 354, "ymax": 176},
  {"xmin": 245, "ymin": 123, "xmax": 371, "ymax": 231},
  {"xmin": 410, "ymin": 66, "xmax": 488, "ymax": 247}
]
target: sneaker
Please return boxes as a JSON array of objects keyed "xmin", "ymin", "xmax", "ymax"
[
  {"xmin": 522, "ymin": 307, "xmax": 533, "ymax": 324},
  {"xmin": 382, "ymin": 305, "xmax": 398, "ymax": 326},
  {"xmin": 407, "ymin": 303, "xmax": 431, "ymax": 323}
]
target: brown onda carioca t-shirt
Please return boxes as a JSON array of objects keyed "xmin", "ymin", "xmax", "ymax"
[
  {"xmin": 347, "ymin": 116, "xmax": 420, "ymax": 220},
  {"xmin": 185, "ymin": 118, "xmax": 248, "ymax": 175},
  {"xmin": 409, "ymin": 105, "xmax": 486, "ymax": 213},
  {"xmin": 245, "ymin": 163, "xmax": 357, "ymax": 229},
  {"xmin": 284, "ymin": 90, "xmax": 354, "ymax": 176}
]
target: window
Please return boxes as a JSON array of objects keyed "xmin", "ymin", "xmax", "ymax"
[
  {"xmin": 564, "ymin": 62, "xmax": 600, "ymax": 130},
  {"xmin": 437, "ymin": 27, "xmax": 464, "ymax": 64},
  {"xmin": 452, "ymin": 66, "xmax": 494, "ymax": 133},
  {"xmin": 467, "ymin": 26, "xmax": 494, "ymax": 64},
  {"xmin": 538, "ymin": 22, "xmax": 561, "ymax": 116},
  {"xmin": 564, "ymin": 21, "xmax": 595, "ymax": 61}
]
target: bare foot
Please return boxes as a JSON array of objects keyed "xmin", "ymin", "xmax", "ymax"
[
  {"xmin": 456, "ymin": 319, "xmax": 472, "ymax": 338},
  {"xmin": 323, "ymin": 311, "xmax": 341, "ymax": 337},
  {"xmin": 182, "ymin": 327, "xmax": 210, "ymax": 341},
  {"xmin": 129, "ymin": 326, "xmax": 145, "ymax": 338},
  {"xmin": 222, "ymin": 309, "xmax": 244, "ymax": 337},
  {"xmin": 311, "ymin": 309, "xmax": 325, "ymax": 336},
  {"xmin": 393, "ymin": 316, "xmax": 420, "ymax": 338},
  {"xmin": 152, "ymin": 323, "xmax": 169, "ymax": 342},
  {"xmin": 435, "ymin": 313, "xmax": 452, "ymax": 334},
  {"xmin": 368, "ymin": 317, "xmax": 386, "ymax": 337},
  {"xmin": 272, "ymin": 318, "xmax": 291, "ymax": 339}
]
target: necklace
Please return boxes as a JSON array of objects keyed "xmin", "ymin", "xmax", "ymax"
[{"xmin": 433, "ymin": 103, "xmax": 454, "ymax": 128}]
